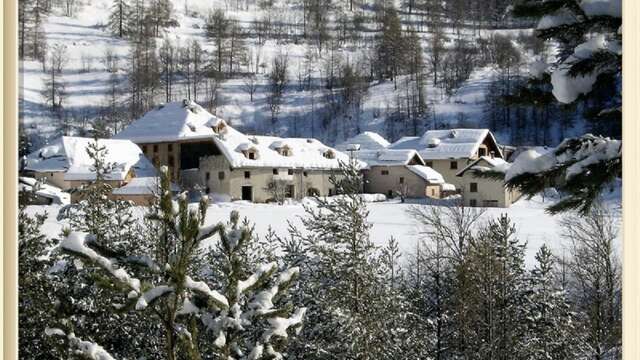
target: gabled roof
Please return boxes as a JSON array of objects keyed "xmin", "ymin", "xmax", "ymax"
[
  {"xmin": 456, "ymin": 156, "xmax": 510, "ymax": 177},
  {"xmin": 19, "ymin": 177, "xmax": 70, "ymax": 204},
  {"xmin": 113, "ymin": 100, "xmax": 220, "ymax": 144},
  {"xmin": 389, "ymin": 129, "xmax": 503, "ymax": 160},
  {"xmin": 335, "ymin": 131, "xmax": 391, "ymax": 151},
  {"xmin": 355, "ymin": 149, "xmax": 425, "ymax": 167},
  {"xmin": 111, "ymin": 177, "xmax": 181, "ymax": 195},
  {"xmin": 406, "ymin": 165, "xmax": 445, "ymax": 184},
  {"xmin": 211, "ymin": 128, "xmax": 362, "ymax": 169},
  {"xmin": 24, "ymin": 137, "xmax": 156, "ymax": 181},
  {"xmin": 116, "ymin": 100, "xmax": 363, "ymax": 170}
]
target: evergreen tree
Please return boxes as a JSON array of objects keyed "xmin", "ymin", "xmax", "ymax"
[
  {"xmin": 205, "ymin": 9, "xmax": 229, "ymax": 75},
  {"xmin": 108, "ymin": 0, "xmax": 130, "ymax": 38},
  {"xmin": 18, "ymin": 192, "xmax": 55, "ymax": 358},
  {"xmin": 465, "ymin": 215, "xmax": 529, "ymax": 360},
  {"xmin": 376, "ymin": 5, "xmax": 403, "ymax": 85},
  {"xmin": 58, "ymin": 166, "xmax": 305, "ymax": 359},
  {"xmin": 524, "ymin": 244, "xmax": 577, "ymax": 359}
]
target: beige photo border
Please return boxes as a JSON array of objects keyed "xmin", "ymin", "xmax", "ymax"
[{"xmin": 1, "ymin": 0, "xmax": 639, "ymax": 358}]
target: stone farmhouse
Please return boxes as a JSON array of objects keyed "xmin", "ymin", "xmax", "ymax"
[
  {"xmin": 115, "ymin": 101, "xmax": 361, "ymax": 202},
  {"xmin": 336, "ymin": 132, "xmax": 452, "ymax": 199},
  {"xmin": 22, "ymin": 136, "xmax": 160, "ymax": 205},
  {"xmin": 388, "ymin": 128, "xmax": 521, "ymax": 207}
]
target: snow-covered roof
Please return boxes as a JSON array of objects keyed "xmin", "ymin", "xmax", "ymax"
[
  {"xmin": 19, "ymin": 177, "xmax": 70, "ymax": 204},
  {"xmin": 335, "ymin": 132, "xmax": 390, "ymax": 151},
  {"xmin": 213, "ymin": 131, "xmax": 362, "ymax": 169},
  {"xmin": 113, "ymin": 100, "xmax": 221, "ymax": 144},
  {"xmin": 356, "ymin": 149, "xmax": 425, "ymax": 167},
  {"xmin": 389, "ymin": 129, "xmax": 503, "ymax": 160},
  {"xmin": 456, "ymin": 156, "xmax": 510, "ymax": 177},
  {"xmin": 406, "ymin": 165, "xmax": 445, "ymax": 184},
  {"xmin": 116, "ymin": 100, "xmax": 361, "ymax": 170},
  {"xmin": 111, "ymin": 177, "xmax": 180, "ymax": 195},
  {"xmin": 24, "ymin": 136, "xmax": 156, "ymax": 181}
]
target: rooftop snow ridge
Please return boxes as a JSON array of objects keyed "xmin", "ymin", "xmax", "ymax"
[
  {"xmin": 335, "ymin": 131, "xmax": 390, "ymax": 151},
  {"xmin": 389, "ymin": 128, "xmax": 503, "ymax": 160},
  {"xmin": 25, "ymin": 136, "xmax": 156, "ymax": 181}
]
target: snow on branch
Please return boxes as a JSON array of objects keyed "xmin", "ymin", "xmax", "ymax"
[
  {"xmin": 237, "ymin": 262, "xmax": 278, "ymax": 297},
  {"xmin": 45, "ymin": 328, "xmax": 116, "ymax": 360},
  {"xmin": 135, "ymin": 285, "xmax": 174, "ymax": 310},
  {"xmin": 61, "ymin": 232, "xmax": 141, "ymax": 292},
  {"xmin": 185, "ymin": 276, "xmax": 229, "ymax": 310}
]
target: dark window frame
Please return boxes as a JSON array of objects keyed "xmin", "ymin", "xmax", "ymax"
[
  {"xmin": 218, "ymin": 171, "xmax": 225, "ymax": 180},
  {"xmin": 470, "ymin": 182, "xmax": 478, "ymax": 193},
  {"xmin": 450, "ymin": 161, "xmax": 458, "ymax": 169},
  {"xmin": 244, "ymin": 171, "xmax": 251, "ymax": 179},
  {"xmin": 381, "ymin": 169, "xmax": 389, "ymax": 175}
]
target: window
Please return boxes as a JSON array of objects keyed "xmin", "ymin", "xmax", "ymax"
[
  {"xmin": 168, "ymin": 143, "xmax": 173, "ymax": 152},
  {"xmin": 288, "ymin": 169, "xmax": 294, "ymax": 175},
  {"xmin": 273, "ymin": 169, "xmax": 279, "ymax": 175},
  {"xmin": 399, "ymin": 177, "xmax": 404, "ymax": 184},
  {"xmin": 142, "ymin": 145, "xmax": 148, "ymax": 153},
  {"xmin": 426, "ymin": 161, "xmax": 433, "ymax": 167},
  {"xmin": 206, "ymin": 187, "xmax": 210, "ymax": 193},
  {"xmin": 248, "ymin": 152, "xmax": 256, "ymax": 160},
  {"xmin": 218, "ymin": 171, "xmax": 225, "ymax": 180},
  {"xmin": 470, "ymin": 182, "xmax": 478, "ymax": 193},
  {"xmin": 168, "ymin": 155, "xmax": 175, "ymax": 167},
  {"xmin": 303, "ymin": 171, "xmax": 308, "ymax": 177},
  {"xmin": 431, "ymin": 189, "xmax": 436, "ymax": 196},
  {"xmin": 450, "ymin": 161, "xmax": 458, "ymax": 169},
  {"xmin": 478, "ymin": 148, "xmax": 486, "ymax": 156},
  {"xmin": 244, "ymin": 171, "xmax": 251, "ymax": 179},
  {"xmin": 483, "ymin": 200, "xmax": 499, "ymax": 207},
  {"xmin": 387, "ymin": 190, "xmax": 394, "ymax": 198},
  {"xmin": 153, "ymin": 144, "xmax": 158, "ymax": 153},
  {"xmin": 469, "ymin": 199, "xmax": 477, "ymax": 207},
  {"xmin": 206, "ymin": 172, "xmax": 211, "ymax": 181},
  {"xmin": 381, "ymin": 169, "xmax": 389, "ymax": 175}
]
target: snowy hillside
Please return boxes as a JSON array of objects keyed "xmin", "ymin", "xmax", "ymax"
[{"xmin": 20, "ymin": 0, "xmax": 593, "ymax": 152}]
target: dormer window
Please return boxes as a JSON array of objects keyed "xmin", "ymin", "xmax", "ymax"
[
  {"xmin": 427, "ymin": 138, "xmax": 441, "ymax": 148},
  {"xmin": 478, "ymin": 148, "xmax": 487, "ymax": 156},
  {"xmin": 270, "ymin": 141, "xmax": 292, "ymax": 157},
  {"xmin": 236, "ymin": 143, "xmax": 259, "ymax": 160},
  {"xmin": 449, "ymin": 130, "xmax": 458, "ymax": 138},
  {"xmin": 280, "ymin": 147, "xmax": 292, "ymax": 156},
  {"xmin": 323, "ymin": 149, "xmax": 335, "ymax": 159},
  {"xmin": 212, "ymin": 120, "xmax": 227, "ymax": 134}
]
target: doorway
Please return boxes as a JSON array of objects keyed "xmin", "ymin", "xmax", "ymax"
[{"xmin": 241, "ymin": 186, "xmax": 253, "ymax": 201}]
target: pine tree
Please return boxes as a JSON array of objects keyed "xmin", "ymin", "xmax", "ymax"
[
  {"xmin": 108, "ymin": 0, "xmax": 130, "ymax": 38},
  {"xmin": 57, "ymin": 139, "xmax": 141, "ymax": 254},
  {"xmin": 464, "ymin": 214, "xmax": 529, "ymax": 360},
  {"xmin": 524, "ymin": 244, "xmax": 577, "ymax": 359},
  {"xmin": 18, "ymin": 193, "xmax": 55, "ymax": 358},
  {"xmin": 479, "ymin": 0, "xmax": 624, "ymax": 214},
  {"xmin": 205, "ymin": 9, "xmax": 229, "ymax": 75},
  {"xmin": 472, "ymin": 134, "xmax": 621, "ymax": 215},
  {"xmin": 376, "ymin": 5, "xmax": 403, "ymax": 85},
  {"xmin": 59, "ymin": 166, "xmax": 305, "ymax": 359}
]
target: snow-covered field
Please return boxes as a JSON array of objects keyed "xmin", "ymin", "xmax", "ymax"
[{"xmin": 27, "ymin": 187, "xmax": 621, "ymax": 267}]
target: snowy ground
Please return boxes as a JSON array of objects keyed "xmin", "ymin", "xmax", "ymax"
[{"xmin": 26, "ymin": 186, "xmax": 621, "ymax": 267}]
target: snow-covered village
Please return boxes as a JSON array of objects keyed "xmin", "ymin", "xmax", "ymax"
[{"xmin": 17, "ymin": 0, "xmax": 622, "ymax": 358}]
